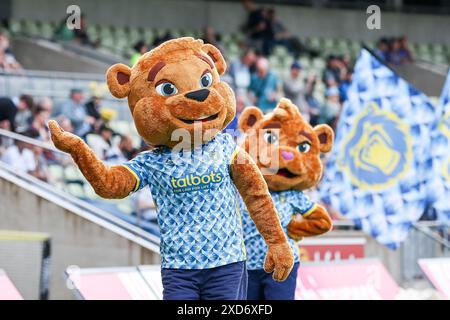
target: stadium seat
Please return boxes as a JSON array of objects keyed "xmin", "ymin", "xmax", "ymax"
[
  {"xmin": 66, "ymin": 183, "xmax": 85, "ymax": 199},
  {"xmin": 22, "ymin": 20, "xmax": 40, "ymax": 37},
  {"xmin": 64, "ymin": 166, "xmax": 84, "ymax": 183},
  {"xmin": 40, "ymin": 21, "xmax": 54, "ymax": 40},
  {"xmin": 8, "ymin": 19, "xmax": 23, "ymax": 35},
  {"xmin": 83, "ymin": 184, "xmax": 99, "ymax": 200},
  {"xmin": 48, "ymin": 164, "xmax": 64, "ymax": 182},
  {"xmin": 117, "ymin": 200, "xmax": 134, "ymax": 215},
  {"xmin": 109, "ymin": 120, "xmax": 131, "ymax": 136}
]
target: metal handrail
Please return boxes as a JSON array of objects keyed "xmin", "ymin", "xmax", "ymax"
[
  {"xmin": 0, "ymin": 128, "xmax": 64, "ymax": 154},
  {"xmin": 413, "ymin": 224, "xmax": 450, "ymax": 249},
  {"xmin": 0, "ymin": 128, "xmax": 160, "ymax": 249},
  {"xmin": 0, "ymin": 68, "xmax": 105, "ymax": 81},
  {"xmin": 0, "ymin": 159, "xmax": 160, "ymax": 251}
]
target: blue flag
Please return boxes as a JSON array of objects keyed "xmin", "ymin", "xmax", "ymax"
[
  {"xmin": 319, "ymin": 49, "xmax": 441, "ymax": 249},
  {"xmin": 426, "ymin": 71, "xmax": 450, "ymax": 224}
]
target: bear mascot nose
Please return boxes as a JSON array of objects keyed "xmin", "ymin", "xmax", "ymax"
[
  {"xmin": 185, "ymin": 89, "xmax": 210, "ymax": 102},
  {"xmin": 281, "ymin": 151, "xmax": 295, "ymax": 160}
]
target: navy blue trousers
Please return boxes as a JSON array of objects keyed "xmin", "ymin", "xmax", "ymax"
[
  {"xmin": 161, "ymin": 261, "xmax": 247, "ymax": 300},
  {"xmin": 247, "ymin": 262, "xmax": 299, "ymax": 300}
]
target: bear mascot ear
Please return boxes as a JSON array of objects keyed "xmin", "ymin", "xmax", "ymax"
[
  {"xmin": 238, "ymin": 106, "xmax": 264, "ymax": 132},
  {"xmin": 313, "ymin": 124, "xmax": 334, "ymax": 153},
  {"xmin": 201, "ymin": 44, "xmax": 227, "ymax": 75},
  {"xmin": 106, "ymin": 63, "xmax": 132, "ymax": 98}
]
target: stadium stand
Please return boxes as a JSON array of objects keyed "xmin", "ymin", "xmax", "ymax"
[{"xmin": 6, "ymin": 19, "xmax": 450, "ymax": 64}]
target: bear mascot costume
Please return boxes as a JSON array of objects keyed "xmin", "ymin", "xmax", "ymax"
[
  {"xmin": 48, "ymin": 38, "xmax": 294, "ymax": 300},
  {"xmin": 238, "ymin": 98, "xmax": 334, "ymax": 300}
]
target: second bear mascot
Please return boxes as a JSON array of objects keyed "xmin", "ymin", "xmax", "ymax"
[
  {"xmin": 48, "ymin": 38, "xmax": 294, "ymax": 300},
  {"xmin": 238, "ymin": 98, "xmax": 334, "ymax": 300}
]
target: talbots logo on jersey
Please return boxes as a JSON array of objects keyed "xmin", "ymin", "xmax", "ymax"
[
  {"xmin": 338, "ymin": 102, "xmax": 412, "ymax": 190},
  {"xmin": 171, "ymin": 171, "xmax": 223, "ymax": 193}
]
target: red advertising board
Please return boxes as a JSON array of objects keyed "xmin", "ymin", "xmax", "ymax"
[
  {"xmin": 296, "ymin": 259, "xmax": 400, "ymax": 300},
  {"xmin": 299, "ymin": 237, "xmax": 366, "ymax": 262}
]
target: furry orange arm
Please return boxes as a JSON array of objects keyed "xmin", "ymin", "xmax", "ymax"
[
  {"xmin": 287, "ymin": 204, "xmax": 333, "ymax": 240},
  {"xmin": 48, "ymin": 120, "xmax": 136, "ymax": 199},
  {"xmin": 230, "ymin": 148, "xmax": 294, "ymax": 282}
]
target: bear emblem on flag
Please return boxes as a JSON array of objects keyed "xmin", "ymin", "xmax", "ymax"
[{"xmin": 339, "ymin": 102, "xmax": 412, "ymax": 190}]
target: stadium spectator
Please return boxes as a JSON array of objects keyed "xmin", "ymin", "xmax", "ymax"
[
  {"xmin": 30, "ymin": 105, "xmax": 51, "ymax": 142},
  {"xmin": 374, "ymin": 37, "xmax": 389, "ymax": 61},
  {"xmin": 398, "ymin": 36, "xmax": 414, "ymax": 64},
  {"xmin": 133, "ymin": 189, "xmax": 157, "ymax": 223},
  {"xmin": 228, "ymin": 47, "xmax": 257, "ymax": 103},
  {"xmin": 387, "ymin": 38, "xmax": 404, "ymax": 66},
  {"xmin": 25, "ymin": 128, "xmax": 50, "ymax": 182},
  {"xmin": 84, "ymin": 93, "xmax": 104, "ymax": 133},
  {"xmin": 130, "ymin": 40, "xmax": 148, "ymax": 66},
  {"xmin": 320, "ymin": 86, "xmax": 341, "ymax": 129},
  {"xmin": 0, "ymin": 30, "xmax": 22, "ymax": 71},
  {"xmin": 153, "ymin": 31, "xmax": 173, "ymax": 48},
  {"xmin": 35, "ymin": 97, "xmax": 53, "ymax": 114},
  {"xmin": 249, "ymin": 57, "xmax": 280, "ymax": 113},
  {"xmin": 86, "ymin": 124, "xmax": 115, "ymax": 160},
  {"xmin": 0, "ymin": 97, "xmax": 18, "ymax": 132},
  {"xmin": 338, "ymin": 67, "xmax": 352, "ymax": 103},
  {"xmin": 54, "ymin": 16, "xmax": 75, "ymax": 42},
  {"xmin": 225, "ymin": 47, "xmax": 258, "ymax": 131},
  {"xmin": 14, "ymin": 94, "xmax": 34, "ymax": 133},
  {"xmin": 201, "ymin": 26, "xmax": 225, "ymax": 53},
  {"xmin": 117, "ymin": 135, "xmax": 137, "ymax": 161},
  {"xmin": 104, "ymin": 134, "xmax": 137, "ymax": 165},
  {"xmin": 53, "ymin": 88, "xmax": 94, "ymax": 136},
  {"xmin": 73, "ymin": 14, "xmax": 97, "ymax": 47},
  {"xmin": 241, "ymin": 0, "xmax": 269, "ymax": 51},
  {"xmin": 304, "ymin": 73, "xmax": 321, "ymax": 126},
  {"xmin": 264, "ymin": 8, "xmax": 315, "ymax": 58},
  {"xmin": 55, "ymin": 13, "xmax": 97, "ymax": 47},
  {"xmin": 322, "ymin": 55, "xmax": 344, "ymax": 87},
  {"xmin": 283, "ymin": 61, "xmax": 309, "ymax": 121},
  {"xmin": 1, "ymin": 129, "xmax": 38, "ymax": 175},
  {"xmin": 54, "ymin": 115, "xmax": 74, "ymax": 133},
  {"xmin": 382, "ymin": 36, "xmax": 414, "ymax": 66}
]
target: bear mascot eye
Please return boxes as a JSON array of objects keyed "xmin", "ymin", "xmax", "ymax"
[
  {"xmin": 263, "ymin": 131, "xmax": 278, "ymax": 145},
  {"xmin": 156, "ymin": 82, "xmax": 178, "ymax": 96},
  {"xmin": 200, "ymin": 72, "xmax": 213, "ymax": 88},
  {"xmin": 297, "ymin": 142, "xmax": 311, "ymax": 153}
]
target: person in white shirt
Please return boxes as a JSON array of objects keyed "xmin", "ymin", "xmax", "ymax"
[
  {"xmin": 1, "ymin": 138, "xmax": 37, "ymax": 174},
  {"xmin": 228, "ymin": 48, "xmax": 257, "ymax": 105},
  {"xmin": 283, "ymin": 61, "xmax": 310, "ymax": 122}
]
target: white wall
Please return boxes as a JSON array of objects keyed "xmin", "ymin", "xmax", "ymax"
[
  {"xmin": 9, "ymin": 0, "xmax": 450, "ymax": 44},
  {"xmin": 0, "ymin": 174, "xmax": 159, "ymax": 299}
]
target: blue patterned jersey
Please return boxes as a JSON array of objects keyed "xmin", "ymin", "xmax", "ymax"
[
  {"xmin": 240, "ymin": 189, "xmax": 316, "ymax": 270},
  {"xmin": 122, "ymin": 133, "xmax": 246, "ymax": 269}
]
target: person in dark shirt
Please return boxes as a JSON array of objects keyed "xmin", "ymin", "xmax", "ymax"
[{"xmin": 0, "ymin": 97, "xmax": 17, "ymax": 132}]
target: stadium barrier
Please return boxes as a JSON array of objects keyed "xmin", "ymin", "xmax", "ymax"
[
  {"xmin": 0, "ymin": 138, "xmax": 160, "ymax": 298},
  {"xmin": 0, "ymin": 230, "xmax": 50, "ymax": 299}
]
